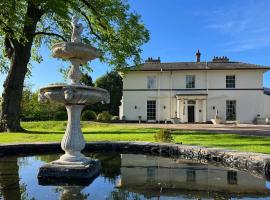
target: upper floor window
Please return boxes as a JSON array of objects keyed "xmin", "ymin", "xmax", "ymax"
[
  {"xmin": 226, "ymin": 75, "xmax": 235, "ymax": 88},
  {"xmin": 186, "ymin": 75, "xmax": 195, "ymax": 88},
  {"xmin": 147, "ymin": 76, "xmax": 156, "ymax": 89}
]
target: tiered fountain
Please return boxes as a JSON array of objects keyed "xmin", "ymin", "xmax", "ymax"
[{"xmin": 37, "ymin": 16, "xmax": 109, "ymax": 182}]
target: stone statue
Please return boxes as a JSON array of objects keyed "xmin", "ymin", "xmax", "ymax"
[{"xmin": 71, "ymin": 15, "xmax": 83, "ymax": 43}]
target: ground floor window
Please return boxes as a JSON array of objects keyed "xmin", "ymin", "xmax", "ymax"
[
  {"xmin": 147, "ymin": 100, "xmax": 156, "ymax": 120},
  {"xmin": 226, "ymin": 100, "xmax": 236, "ymax": 120}
]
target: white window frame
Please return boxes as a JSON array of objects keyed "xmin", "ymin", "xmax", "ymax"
[
  {"xmin": 226, "ymin": 100, "xmax": 236, "ymax": 121},
  {"xmin": 147, "ymin": 100, "xmax": 156, "ymax": 120},
  {"xmin": 186, "ymin": 75, "xmax": 195, "ymax": 89},
  {"xmin": 226, "ymin": 75, "xmax": 236, "ymax": 88},
  {"xmin": 147, "ymin": 76, "xmax": 157, "ymax": 89}
]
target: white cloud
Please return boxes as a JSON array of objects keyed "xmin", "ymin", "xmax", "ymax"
[
  {"xmin": 202, "ymin": 0, "xmax": 270, "ymax": 52},
  {"xmin": 224, "ymin": 36, "xmax": 270, "ymax": 52}
]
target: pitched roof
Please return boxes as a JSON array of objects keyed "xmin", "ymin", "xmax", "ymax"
[{"xmin": 131, "ymin": 61, "xmax": 270, "ymax": 71}]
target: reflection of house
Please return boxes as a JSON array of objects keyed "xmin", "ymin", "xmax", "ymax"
[
  {"xmin": 119, "ymin": 53, "xmax": 270, "ymax": 123},
  {"xmin": 118, "ymin": 154, "xmax": 270, "ymax": 198}
]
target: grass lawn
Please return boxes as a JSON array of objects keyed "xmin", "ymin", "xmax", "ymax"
[{"xmin": 0, "ymin": 121, "xmax": 269, "ymax": 154}]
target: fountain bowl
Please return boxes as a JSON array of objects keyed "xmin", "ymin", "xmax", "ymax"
[
  {"xmin": 39, "ymin": 84, "xmax": 110, "ymax": 105},
  {"xmin": 52, "ymin": 42, "xmax": 102, "ymax": 63}
]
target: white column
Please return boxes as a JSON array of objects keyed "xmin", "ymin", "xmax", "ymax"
[
  {"xmin": 202, "ymin": 99, "xmax": 207, "ymax": 122},
  {"xmin": 179, "ymin": 99, "xmax": 183, "ymax": 122},
  {"xmin": 184, "ymin": 100, "xmax": 188, "ymax": 123},
  {"xmin": 176, "ymin": 98, "xmax": 180, "ymax": 118},
  {"xmin": 195, "ymin": 100, "xmax": 199, "ymax": 123}
]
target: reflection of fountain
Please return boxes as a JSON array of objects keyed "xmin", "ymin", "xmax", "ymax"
[
  {"xmin": 38, "ymin": 16, "xmax": 109, "ymax": 181},
  {"xmin": 60, "ymin": 186, "xmax": 86, "ymax": 200}
]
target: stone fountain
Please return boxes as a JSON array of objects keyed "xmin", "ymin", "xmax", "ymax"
[{"xmin": 37, "ymin": 16, "xmax": 109, "ymax": 181}]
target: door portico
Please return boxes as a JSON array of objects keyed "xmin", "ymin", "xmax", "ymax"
[{"xmin": 176, "ymin": 94, "xmax": 207, "ymax": 123}]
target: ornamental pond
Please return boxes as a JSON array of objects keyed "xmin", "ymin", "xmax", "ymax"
[{"xmin": 0, "ymin": 152, "xmax": 270, "ymax": 200}]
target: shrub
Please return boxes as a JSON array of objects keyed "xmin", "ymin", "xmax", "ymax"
[
  {"xmin": 154, "ymin": 129, "xmax": 174, "ymax": 143},
  {"xmin": 53, "ymin": 111, "xmax": 68, "ymax": 121},
  {"xmin": 97, "ymin": 111, "xmax": 112, "ymax": 122},
  {"xmin": 111, "ymin": 116, "xmax": 119, "ymax": 120},
  {"xmin": 81, "ymin": 110, "xmax": 97, "ymax": 121}
]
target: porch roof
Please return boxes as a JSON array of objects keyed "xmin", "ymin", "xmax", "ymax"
[{"xmin": 175, "ymin": 91, "xmax": 208, "ymax": 96}]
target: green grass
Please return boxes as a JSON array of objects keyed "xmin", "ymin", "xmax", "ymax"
[
  {"xmin": 0, "ymin": 121, "xmax": 269, "ymax": 154},
  {"xmin": 172, "ymin": 130, "xmax": 270, "ymax": 154}
]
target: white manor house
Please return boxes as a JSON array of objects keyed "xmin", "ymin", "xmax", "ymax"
[{"xmin": 119, "ymin": 51, "xmax": 270, "ymax": 124}]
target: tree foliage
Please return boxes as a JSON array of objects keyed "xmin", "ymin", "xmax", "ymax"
[
  {"xmin": 0, "ymin": 0, "xmax": 149, "ymax": 72},
  {"xmin": 0, "ymin": 0, "xmax": 149, "ymax": 131},
  {"xmin": 21, "ymin": 86, "xmax": 65, "ymax": 121},
  {"xmin": 81, "ymin": 73, "xmax": 94, "ymax": 86},
  {"xmin": 95, "ymin": 71, "xmax": 123, "ymax": 115}
]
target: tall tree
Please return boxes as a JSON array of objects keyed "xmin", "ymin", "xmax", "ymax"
[
  {"xmin": 95, "ymin": 71, "xmax": 123, "ymax": 115},
  {"xmin": 81, "ymin": 73, "xmax": 94, "ymax": 86},
  {"xmin": 0, "ymin": 0, "xmax": 149, "ymax": 131}
]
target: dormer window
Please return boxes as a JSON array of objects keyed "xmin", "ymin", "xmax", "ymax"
[
  {"xmin": 226, "ymin": 75, "xmax": 235, "ymax": 88},
  {"xmin": 186, "ymin": 75, "xmax": 195, "ymax": 88},
  {"xmin": 147, "ymin": 76, "xmax": 156, "ymax": 89}
]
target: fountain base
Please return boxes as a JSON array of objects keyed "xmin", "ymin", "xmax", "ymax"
[{"xmin": 38, "ymin": 159, "xmax": 101, "ymax": 185}]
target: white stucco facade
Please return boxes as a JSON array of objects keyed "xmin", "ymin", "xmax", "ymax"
[{"xmin": 120, "ymin": 61, "xmax": 270, "ymax": 124}]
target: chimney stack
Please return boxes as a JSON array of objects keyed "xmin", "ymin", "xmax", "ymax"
[{"xmin": 196, "ymin": 50, "xmax": 201, "ymax": 62}]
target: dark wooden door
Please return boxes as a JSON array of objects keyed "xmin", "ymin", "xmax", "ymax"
[{"xmin": 188, "ymin": 106, "xmax": 195, "ymax": 123}]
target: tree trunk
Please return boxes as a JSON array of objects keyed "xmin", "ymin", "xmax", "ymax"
[{"xmin": 0, "ymin": 2, "xmax": 42, "ymax": 132}]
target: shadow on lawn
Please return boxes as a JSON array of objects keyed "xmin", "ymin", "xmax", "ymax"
[
  {"xmin": 171, "ymin": 131, "xmax": 222, "ymax": 136},
  {"xmin": 172, "ymin": 131, "xmax": 270, "ymax": 139}
]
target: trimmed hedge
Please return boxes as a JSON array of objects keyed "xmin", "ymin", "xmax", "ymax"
[
  {"xmin": 81, "ymin": 110, "xmax": 97, "ymax": 121},
  {"xmin": 97, "ymin": 111, "xmax": 112, "ymax": 122},
  {"xmin": 53, "ymin": 111, "xmax": 68, "ymax": 121}
]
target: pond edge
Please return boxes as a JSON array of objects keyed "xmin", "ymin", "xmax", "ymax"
[{"xmin": 0, "ymin": 141, "xmax": 270, "ymax": 179}]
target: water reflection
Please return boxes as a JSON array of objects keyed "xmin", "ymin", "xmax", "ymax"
[
  {"xmin": 227, "ymin": 170, "xmax": 238, "ymax": 185},
  {"xmin": 0, "ymin": 157, "xmax": 21, "ymax": 200},
  {"xmin": 60, "ymin": 186, "xmax": 88, "ymax": 200},
  {"xmin": 89, "ymin": 152, "xmax": 121, "ymax": 181},
  {"xmin": 119, "ymin": 154, "xmax": 270, "ymax": 199},
  {"xmin": 0, "ymin": 152, "xmax": 269, "ymax": 199}
]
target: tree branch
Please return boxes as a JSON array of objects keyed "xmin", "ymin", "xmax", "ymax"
[
  {"xmin": 33, "ymin": 32, "xmax": 67, "ymax": 41},
  {"xmin": 80, "ymin": 0, "xmax": 108, "ymax": 30},
  {"xmin": 79, "ymin": 11, "xmax": 101, "ymax": 40}
]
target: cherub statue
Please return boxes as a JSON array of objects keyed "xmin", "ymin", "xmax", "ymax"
[{"xmin": 71, "ymin": 15, "xmax": 83, "ymax": 43}]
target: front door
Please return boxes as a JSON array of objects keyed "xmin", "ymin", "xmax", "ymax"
[{"xmin": 188, "ymin": 105, "xmax": 195, "ymax": 123}]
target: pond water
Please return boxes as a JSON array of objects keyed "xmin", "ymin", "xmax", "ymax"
[{"xmin": 0, "ymin": 152, "xmax": 270, "ymax": 200}]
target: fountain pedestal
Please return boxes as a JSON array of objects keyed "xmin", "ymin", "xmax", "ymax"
[
  {"xmin": 37, "ymin": 16, "xmax": 109, "ymax": 182},
  {"xmin": 55, "ymin": 105, "xmax": 87, "ymax": 165},
  {"xmin": 38, "ymin": 104, "xmax": 101, "ymax": 181}
]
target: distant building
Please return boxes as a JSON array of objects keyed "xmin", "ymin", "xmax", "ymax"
[{"xmin": 119, "ymin": 51, "xmax": 270, "ymax": 123}]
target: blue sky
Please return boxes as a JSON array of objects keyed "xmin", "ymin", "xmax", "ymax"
[{"xmin": 1, "ymin": 0, "xmax": 270, "ymax": 92}]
